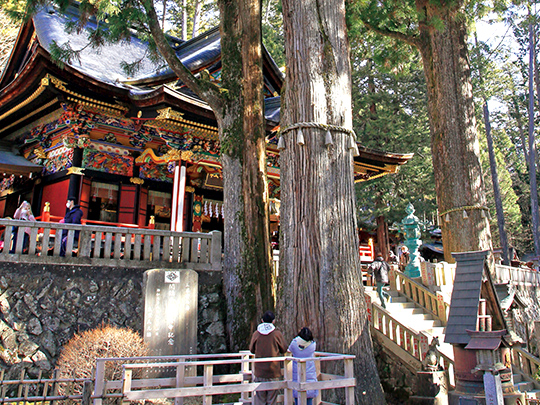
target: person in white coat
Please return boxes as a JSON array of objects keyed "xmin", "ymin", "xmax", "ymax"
[{"xmin": 288, "ymin": 327, "xmax": 318, "ymax": 405}]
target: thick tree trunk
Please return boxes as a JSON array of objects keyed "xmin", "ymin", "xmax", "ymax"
[
  {"xmin": 277, "ymin": 0, "xmax": 385, "ymax": 403},
  {"xmin": 145, "ymin": 0, "xmax": 272, "ymax": 350},
  {"xmin": 416, "ymin": 0, "xmax": 492, "ymax": 262},
  {"xmin": 219, "ymin": 0, "xmax": 273, "ymax": 350}
]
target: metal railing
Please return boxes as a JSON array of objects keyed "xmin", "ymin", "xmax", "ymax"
[{"xmin": 0, "ymin": 219, "xmax": 222, "ymax": 270}]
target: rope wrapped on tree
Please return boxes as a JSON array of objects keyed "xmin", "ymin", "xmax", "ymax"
[
  {"xmin": 277, "ymin": 121, "xmax": 359, "ymax": 156},
  {"xmin": 438, "ymin": 205, "xmax": 490, "ymax": 222}
]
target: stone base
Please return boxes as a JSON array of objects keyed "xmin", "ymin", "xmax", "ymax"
[
  {"xmin": 448, "ymin": 390, "xmax": 526, "ymax": 405},
  {"xmin": 412, "ymin": 370, "xmax": 448, "ymax": 405},
  {"xmin": 409, "ymin": 395, "xmax": 448, "ymax": 405}
]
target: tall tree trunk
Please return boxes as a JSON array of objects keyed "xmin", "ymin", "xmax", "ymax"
[
  {"xmin": 181, "ymin": 0, "xmax": 187, "ymax": 40},
  {"xmin": 483, "ymin": 100, "xmax": 509, "ymax": 264},
  {"xmin": 475, "ymin": 34, "xmax": 510, "ymax": 265},
  {"xmin": 144, "ymin": 0, "xmax": 273, "ymax": 350},
  {"xmin": 192, "ymin": 0, "xmax": 202, "ymax": 38},
  {"xmin": 219, "ymin": 0, "xmax": 273, "ymax": 350},
  {"xmin": 527, "ymin": 12, "xmax": 540, "ymax": 255},
  {"xmin": 376, "ymin": 215, "xmax": 389, "ymax": 260},
  {"xmin": 416, "ymin": 0, "xmax": 492, "ymax": 262},
  {"xmin": 277, "ymin": 0, "xmax": 385, "ymax": 403},
  {"xmin": 510, "ymin": 92, "xmax": 529, "ymax": 163}
]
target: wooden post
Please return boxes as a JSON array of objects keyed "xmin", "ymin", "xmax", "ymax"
[
  {"xmin": 283, "ymin": 357, "xmax": 293, "ymax": 405},
  {"xmin": 239, "ymin": 351, "xmax": 251, "ymax": 403},
  {"xmin": 314, "ymin": 356, "xmax": 321, "ymax": 405},
  {"xmin": 210, "ymin": 231, "xmax": 222, "ymax": 268},
  {"xmin": 175, "ymin": 358, "xmax": 185, "ymax": 405},
  {"xmin": 81, "ymin": 380, "xmax": 93, "ymax": 405},
  {"xmin": 298, "ymin": 361, "xmax": 307, "ymax": 405},
  {"xmin": 93, "ymin": 359, "xmax": 105, "ymax": 405},
  {"xmin": 50, "ymin": 369, "xmax": 60, "ymax": 405},
  {"xmin": 121, "ymin": 368, "xmax": 132, "ymax": 405},
  {"xmin": 202, "ymin": 364, "xmax": 213, "ymax": 405},
  {"xmin": 344, "ymin": 358, "xmax": 354, "ymax": 405}
]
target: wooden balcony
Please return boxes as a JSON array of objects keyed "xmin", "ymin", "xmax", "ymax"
[{"xmin": 0, "ymin": 219, "xmax": 222, "ymax": 271}]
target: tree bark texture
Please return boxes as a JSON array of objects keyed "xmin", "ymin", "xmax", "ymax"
[
  {"xmin": 376, "ymin": 215, "xmax": 389, "ymax": 260},
  {"xmin": 145, "ymin": 0, "xmax": 273, "ymax": 350},
  {"xmin": 416, "ymin": 0, "xmax": 492, "ymax": 262},
  {"xmin": 219, "ymin": 0, "xmax": 274, "ymax": 350},
  {"xmin": 528, "ymin": 18, "xmax": 540, "ymax": 256},
  {"xmin": 278, "ymin": 1, "xmax": 385, "ymax": 403}
]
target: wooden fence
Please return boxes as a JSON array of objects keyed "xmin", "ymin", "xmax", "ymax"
[
  {"xmin": 0, "ymin": 219, "xmax": 222, "ymax": 270},
  {"xmin": 0, "ymin": 352, "xmax": 356, "ymax": 404}
]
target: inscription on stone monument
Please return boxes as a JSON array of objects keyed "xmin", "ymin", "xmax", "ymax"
[{"xmin": 143, "ymin": 269, "xmax": 198, "ymax": 357}]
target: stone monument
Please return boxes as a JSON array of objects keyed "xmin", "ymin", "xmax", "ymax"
[{"xmin": 143, "ymin": 269, "xmax": 198, "ymax": 358}]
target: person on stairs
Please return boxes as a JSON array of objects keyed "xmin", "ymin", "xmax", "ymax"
[{"xmin": 369, "ymin": 253, "xmax": 391, "ymax": 308}]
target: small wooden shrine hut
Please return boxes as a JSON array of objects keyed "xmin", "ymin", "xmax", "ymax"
[{"xmin": 0, "ymin": 4, "xmax": 413, "ymax": 232}]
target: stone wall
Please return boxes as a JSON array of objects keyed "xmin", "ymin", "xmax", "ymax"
[
  {"xmin": 0, "ymin": 262, "xmax": 227, "ymax": 378},
  {"xmin": 372, "ymin": 332, "xmax": 417, "ymax": 404}
]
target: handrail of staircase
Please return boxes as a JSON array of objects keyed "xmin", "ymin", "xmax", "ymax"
[
  {"xmin": 512, "ymin": 346, "xmax": 540, "ymax": 381},
  {"xmin": 494, "ymin": 264, "xmax": 540, "ymax": 287},
  {"xmin": 389, "ymin": 268, "xmax": 449, "ymax": 326},
  {"xmin": 367, "ymin": 297, "xmax": 455, "ymax": 387}
]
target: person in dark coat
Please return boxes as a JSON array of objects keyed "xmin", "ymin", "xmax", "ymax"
[
  {"xmin": 369, "ymin": 254, "xmax": 391, "ymax": 308},
  {"xmin": 249, "ymin": 311, "xmax": 288, "ymax": 405},
  {"xmin": 60, "ymin": 196, "xmax": 83, "ymax": 257}
]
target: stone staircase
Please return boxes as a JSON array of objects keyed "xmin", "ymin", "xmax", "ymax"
[
  {"xmin": 366, "ymin": 286, "xmax": 454, "ymax": 363},
  {"xmin": 367, "ymin": 282, "xmax": 540, "ymax": 398},
  {"xmin": 513, "ymin": 372, "xmax": 540, "ymax": 400}
]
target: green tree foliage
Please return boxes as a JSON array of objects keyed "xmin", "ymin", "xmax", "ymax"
[
  {"xmin": 469, "ymin": 34, "xmax": 531, "ymax": 254},
  {"xmin": 0, "ymin": 8, "xmax": 21, "ymax": 73},
  {"xmin": 261, "ymin": 0, "xmax": 284, "ymax": 68},
  {"xmin": 349, "ymin": 30, "xmax": 436, "ymax": 232}
]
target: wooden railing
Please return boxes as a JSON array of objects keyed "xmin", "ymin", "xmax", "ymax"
[
  {"xmin": 366, "ymin": 295, "xmax": 455, "ymax": 388},
  {"xmin": 512, "ymin": 346, "xmax": 540, "ymax": 380},
  {"xmin": 389, "ymin": 268, "xmax": 449, "ymax": 325},
  {"xmin": 419, "ymin": 261, "xmax": 455, "ymax": 289},
  {"xmin": 0, "ymin": 368, "xmax": 95, "ymax": 404},
  {"xmin": 494, "ymin": 264, "xmax": 540, "ymax": 287},
  {"xmin": 92, "ymin": 351, "xmax": 355, "ymax": 405},
  {"xmin": 0, "ymin": 219, "xmax": 222, "ymax": 270}
]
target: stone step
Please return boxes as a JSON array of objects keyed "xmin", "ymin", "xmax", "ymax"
[
  {"xmin": 513, "ymin": 373, "xmax": 525, "ymax": 383},
  {"xmin": 525, "ymin": 389, "xmax": 540, "ymax": 399},
  {"xmin": 515, "ymin": 380, "xmax": 535, "ymax": 393}
]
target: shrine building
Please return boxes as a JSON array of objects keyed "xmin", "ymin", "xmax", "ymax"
[{"xmin": 0, "ymin": 4, "xmax": 413, "ymax": 233}]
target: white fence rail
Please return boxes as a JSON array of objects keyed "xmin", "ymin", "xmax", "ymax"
[
  {"xmin": 493, "ymin": 264, "xmax": 540, "ymax": 287},
  {"xmin": 0, "ymin": 219, "xmax": 222, "ymax": 270},
  {"xmin": 94, "ymin": 352, "xmax": 355, "ymax": 405}
]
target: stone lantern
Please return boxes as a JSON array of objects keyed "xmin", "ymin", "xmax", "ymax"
[
  {"xmin": 463, "ymin": 330, "xmax": 524, "ymax": 405},
  {"xmin": 395, "ymin": 203, "xmax": 428, "ymax": 278}
]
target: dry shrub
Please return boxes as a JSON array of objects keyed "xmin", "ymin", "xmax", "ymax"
[{"xmin": 56, "ymin": 325, "xmax": 148, "ymax": 396}]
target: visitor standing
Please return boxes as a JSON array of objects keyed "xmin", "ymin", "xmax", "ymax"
[
  {"xmin": 10, "ymin": 201, "xmax": 35, "ymax": 253},
  {"xmin": 60, "ymin": 197, "xmax": 83, "ymax": 257},
  {"xmin": 369, "ymin": 254, "xmax": 391, "ymax": 308},
  {"xmin": 399, "ymin": 245, "xmax": 410, "ymax": 271},
  {"xmin": 288, "ymin": 327, "xmax": 318, "ymax": 405},
  {"xmin": 249, "ymin": 311, "xmax": 288, "ymax": 405}
]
